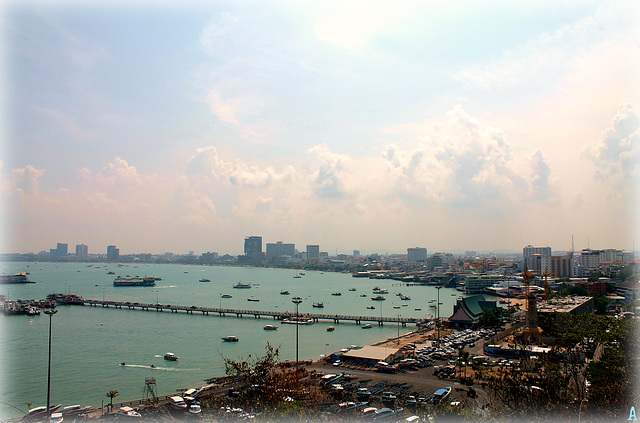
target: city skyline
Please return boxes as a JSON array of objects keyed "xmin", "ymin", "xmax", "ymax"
[{"xmin": 1, "ymin": 1, "xmax": 638, "ymax": 256}]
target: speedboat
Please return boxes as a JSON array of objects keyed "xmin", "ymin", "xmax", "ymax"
[
  {"xmin": 331, "ymin": 292, "xmax": 341, "ymax": 296},
  {"xmin": 199, "ymin": 278, "xmax": 211, "ymax": 282},
  {"xmin": 263, "ymin": 325, "xmax": 278, "ymax": 330},
  {"xmin": 188, "ymin": 404, "xmax": 202, "ymax": 415},
  {"xmin": 168, "ymin": 396, "xmax": 188, "ymax": 410},
  {"xmin": 222, "ymin": 336, "xmax": 239, "ymax": 342},
  {"xmin": 280, "ymin": 290, "xmax": 290, "ymax": 295},
  {"xmin": 164, "ymin": 352, "xmax": 178, "ymax": 361},
  {"xmin": 361, "ymin": 323, "xmax": 373, "ymax": 329},
  {"xmin": 26, "ymin": 405, "xmax": 62, "ymax": 420},
  {"xmin": 50, "ymin": 413, "xmax": 63, "ymax": 423},
  {"xmin": 221, "ymin": 294, "xmax": 232, "ymax": 298},
  {"xmin": 117, "ymin": 406, "xmax": 141, "ymax": 418}
]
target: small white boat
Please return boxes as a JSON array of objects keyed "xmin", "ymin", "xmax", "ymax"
[
  {"xmin": 362, "ymin": 323, "xmax": 373, "ymax": 329},
  {"xmin": 222, "ymin": 336, "xmax": 239, "ymax": 342},
  {"xmin": 61, "ymin": 405, "xmax": 92, "ymax": 416},
  {"xmin": 164, "ymin": 352, "xmax": 178, "ymax": 361},
  {"xmin": 188, "ymin": 404, "xmax": 202, "ymax": 414},
  {"xmin": 168, "ymin": 396, "xmax": 188, "ymax": 410},
  {"xmin": 313, "ymin": 302, "xmax": 324, "ymax": 308},
  {"xmin": 117, "ymin": 406, "xmax": 141, "ymax": 418},
  {"xmin": 50, "ymin": 412, "xmax": 63, "ymax": 423},
  {"xmin": 263, "ymin": 325, "xmax": 278, "ymax": 330}
]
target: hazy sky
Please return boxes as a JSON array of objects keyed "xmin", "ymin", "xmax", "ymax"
[{"xmin": 1, "ymin": 0, "xmax": 639, "ymax": 256}]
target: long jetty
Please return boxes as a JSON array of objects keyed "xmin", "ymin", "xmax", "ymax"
[{"xmin": 78, "ymin": 299, "xmax": 422, "ymax": 326}]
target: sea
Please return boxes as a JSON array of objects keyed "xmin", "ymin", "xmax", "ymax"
[{"xmin": 0, "ymin": 262, "xmax": 468, "ymax": 419}]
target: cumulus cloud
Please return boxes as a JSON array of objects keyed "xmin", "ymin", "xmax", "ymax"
[
  {"xmin": 308, "ymin": 143, "xmax": 349, "ymax": 198},
  {"xmin": 592, "ymin": 104, "xmax": 640, "ymax": 182},
  {"xmin": 10, "ymin": 165, "xmax": 45, "ymax": 197},
  {"xmin": 529, "ymin": 150, "xmax": 552, "ymax": 200}
]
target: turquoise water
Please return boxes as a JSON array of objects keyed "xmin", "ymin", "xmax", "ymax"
[{"xmin": 0, "ymin": 262, "xmax": 465, "ymax": 419}]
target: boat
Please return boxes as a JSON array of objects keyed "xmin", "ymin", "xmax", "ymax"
[
  {"xmin": 361, "ymin": 323, "xmax": 373, "ymax": 329},
  {"xmin": 199, "ymin": 278, "xmax": 211, "ymax": 282},
  {"xmin": 292, "ymin": 296, "xmax": 302, "ymax": 300},
  {"xmin": 415, "ymin": 308, "xmax": 422, "ymax": 311},
  {"xmin": 280, "ymin": 290, "xmax": 290, "ymax": 295},
  {"xmin": 116, "ymin": 406, "xmax": 141, "ymax": 418},
  {"xmin": 349, "ymin": 288, "xmax": 357, "ymax": 291},
  {"xmin": 221, "ymin": 294, "xmax": 232, "ymax": 298},
  {"xmin": 281, "ymin": 317, "xmax": 314, "ymax": 325},
  {"xmin": 331, "ymin": 292, "xmax": 342, "ymax": 296},
  {"xmin": 247, "ymin": 297, "xmax": 260, "ymax": 302},
  {"xmin": 367, "ymin": 306, "xmax": 375, "ymax": 310},
  {"xmin": 233, "ymin": 282, "xmax": 251, "ymax": 289},
  {"xmin": 50, "ymin": 413, "xmax": 63, "ymax": 423},
  {"xmin": 107, "ymin": 271, "xmax": 115, "ymax": 275},
  {"xmin": 164, "ymin": 352, "xmax": 178, "ymax": 361},
  {"xmin": 263, "ymin": 325, "xmax": 278, "ymax": 330},
  {"xmin": 188, "ymin": 404, "xmax": 202, "ymax": 415},
  {"xmin": 1, "ymin": 272, "xmax": 34, "ymax": 284},
  {"xmin": 293, "ymin": 275, "xmax": 302, "ymax": 279},
  {"xmin": 430, "ymin": 386, "xmax": 452, "ymax": 405},
  {"xmin": 25, "ymin": 404, "xmax": 62, "ymax": 420},
  {"xmin": 222, "ymin": 336, "xmax": 239, "ymax": 342},
  {"xmin": 168, "ymin": 396, "xmax": 188, "ymax": 410},
  {"xmin": 312, "ymin": 302, "xmax": 324, "ymax": 308},
  {"xmin": 113, "ymin": 277, "xmax": 156, "ymax": 287},
  {"xmin": 326, "ymin": 326, "xmax": 335, "ymax": 332},
  {"xmin": 360, "ymin": 294, "xmax": 368, "ymax": 297},
  {"xmin": 61, "ymin": 405, "xmax": 92, "ymax": 416},
  {"xmin": 371, "ymin": 296, "xmax": 386, "ymax": 301},
  {"xmin": 393, "ymin": 306, "xmax": 401, "ymax": 309},
  {"xmin": 400, "ymin": 295, "xmax": 411, "ymax": 300}
]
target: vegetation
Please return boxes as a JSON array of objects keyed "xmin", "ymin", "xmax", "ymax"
[{"xmin": 105, "ymin": 390, "xmax": 119, "ymax": 412}]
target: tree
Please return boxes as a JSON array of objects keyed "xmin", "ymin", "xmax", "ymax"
[
  {"xmin": 106, "ymin": 390, "xmax": 119, "ymax": 412},
  {"xmin": 478, "ymin": 307, "xmax": 500, "ymax": 327}
]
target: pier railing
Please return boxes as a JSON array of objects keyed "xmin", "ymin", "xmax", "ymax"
[{"xmin": 79, "ymin": 299, "xmax": 424, "ymax": 326}]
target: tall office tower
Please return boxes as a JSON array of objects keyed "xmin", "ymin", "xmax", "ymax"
[
  {"xmin": 353, "ymin": 250, "xmax": 360, "ymax": 258},
  {"xmin": 244, "ymin": 236, "xmax": 263, "ymax": 256},
  {"xmin": 407, "ymin": 247, "xmax": 428, "ymax": 264},
  {"xmin": 266, "ymin": 241, "xmax": 296, "ymax": 262},
  {"xmin": 56, "ymin": 243, "xmax": 68, "ymax": 257},
  {"xmin": 523, "ymin": 245, "xmax": 552, "ymax": 259},
  {"xmin": 306, "ymin": 245, "xmax": 320, "ymax": 262},
  {"xmin": 107, "ymin": 245, "xmax": 120, "ymax": 261},
  {"xmin": 76, "ymin": 244, "xmax": 88, "ymax": 259}
]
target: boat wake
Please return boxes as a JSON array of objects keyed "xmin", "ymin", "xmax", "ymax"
[{"xmin": 118, "ymin": 363, "xmax": 196, "ymax": 371}]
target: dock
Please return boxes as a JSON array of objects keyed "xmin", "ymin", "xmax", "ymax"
[{"xmin": 78, "ymin": 299, "xmax": 422, "ymax": 326}]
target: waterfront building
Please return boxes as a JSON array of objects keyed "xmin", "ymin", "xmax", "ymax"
[
  {"xmin": 76, "ymin": 244, "xmax": 88, "ymax": 259},
  {"xmin": 107, "ymin": 245, "xmax": 120, "ymax": 261},
  {"xmin": 266, "ymin": 241, "xmax": 295, "ymax": 263},
  {"xmin": 244, "ymin": 236, "xmax": 262, "ymax": 255},
  {"xmin": 306, "ymin": 245, "xmax": 320, "ymax": 263},
  {"xmin": 341, "ymin": 345, "xmax": 403, "ymax": 365},
  {"xmin": 407, "ymin": 247, "xmax": 427, "ymax": 265},
  {"xmin": 463, "ymin": 274, "xmax": 504, "ymax": 294},
  {"xmin": 50, "ymin": 243, "xmax": 68, "ymax": 259}
]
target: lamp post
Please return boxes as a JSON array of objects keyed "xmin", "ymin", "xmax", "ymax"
[
  {"xmin": 292, "ymin": 298, "xmax": 302, "ymax": 364},
  {"xmin": 435, "ymin": 286, "xmax": 442, "ymax": 347},
  {"xmin": 44, "ymin": 309, "xmax": 58, "ymax": 423}
]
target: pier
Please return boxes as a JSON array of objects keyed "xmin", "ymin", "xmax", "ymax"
[{"xmin": 79, "ymin": 299, "xmax": 422, "ymax": 326}]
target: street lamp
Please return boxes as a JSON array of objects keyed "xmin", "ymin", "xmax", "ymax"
[
  {"xmin": 435, "ymin": 286, "xmax": 442, "ymax": 347},
  {"xmin": 292, "ymin": 298, "xmax": 302, "ymax": 364},
  {"xmin": 44, "ymin": 309, "xmax": 58, "ymax": 423}
]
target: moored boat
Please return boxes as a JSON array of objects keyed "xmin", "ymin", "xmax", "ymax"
[
  {"xmin": 431, "ymin": 386, "xmax": 452, "ymax": 405},
  {"xmin": 326, "ymin": 326, "xmax": 335, "ymax": 332},
  {"xmin": 222, "ymin": 336, "xmax": 239, "ymax": 342},
  {"xmin": 168, "ymin": 396, "xmax": 188, "ymax": 410},
  {"xmin": 24, "ymin": 404, "xmax": 62, "ymax": 420},
  {"xmin": 263, "ymin": 325, "xmax": 278, "ymax": 330},
  {"xmin": 361, "ymin": 323, "xmax": 373, "ymax": 329},
  {"xmin": 281, "ymin": 317, "xmax": 314, "ymax": 325},
  {"xmin": 247, "ymin": 297, "xmax": 260, "ymax": 302},
  {"xmin": 199, "ymin": 278, "xmax": 211, "ymax": 282},
  {"xmin": 312, "ymin": 302, "xmax": 324, "ymax": 308},
  {"xmin": 280, "ymin": 290, "xmax": 290, "ymax": 295},
  {"xmin": 233, "ymin": 282, "xmax": 251, "ymax": 289}
]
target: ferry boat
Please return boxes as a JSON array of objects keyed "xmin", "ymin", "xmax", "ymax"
[
  {"xmin": 113, "ymin": 277, "xmax": 156, "ymax": 287},
  {"xmin": 164, "ymin": 352, "xmax": 178, "ymax": 361},
  {"xmin": 280, "ymin": 290, "xmax": 290, "ymax": 295},
  {"xmin": 0, "ymin": 272, "xmax": 34, "ymax": 284},
  {"xmin": 233, "ymin": 282, "xmax": 251, "ymax": 289},
  {"xmin": 222, "ymin": 336, "xmax": 239, "ymax": 342},
  {"xmin": 371, "ymin": 296, "xmax": 386, "ymax": 301},
  {"xmin": 281, "ymin": 317, "xmax": 314, "ymax": 325}
]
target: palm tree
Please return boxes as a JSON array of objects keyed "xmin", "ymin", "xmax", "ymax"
[{"xmin": 106, "ymin": 390, "xmax": 119, "ymax": 412}]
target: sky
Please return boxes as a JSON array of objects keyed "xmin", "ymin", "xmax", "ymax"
[{"xmin": 1, "ymin": 0, "xmax": 639, "ymax": 256}]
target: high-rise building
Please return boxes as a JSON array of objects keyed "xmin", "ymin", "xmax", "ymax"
[
  {"xmin": 50, "ymin": 243, "xmax": 68, "ymax": 259},
  {"xmin": 306, "ymin": 245, "xmax": 320, "ymax": 262},
  {"xmin": 107, "ymin": 245, "xmax": 120, "ymax": 261},
  {"xmin": 266, "ymin": 241, "xmax": 295, "ymax": 262},
  {"xmin": 407, "ymin": 247, "xmax": 428, "ymax": 264},
  {"xmin": 76, "ymin": 244, "xmax": 88, "ymax": 259},
  {"xmin": 523, "ymin": 245, "xmax": 552, "ymax": 259},
  {"xmin": 244, "ymin": 236, "xmax": 262, "ymax": 256}
]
